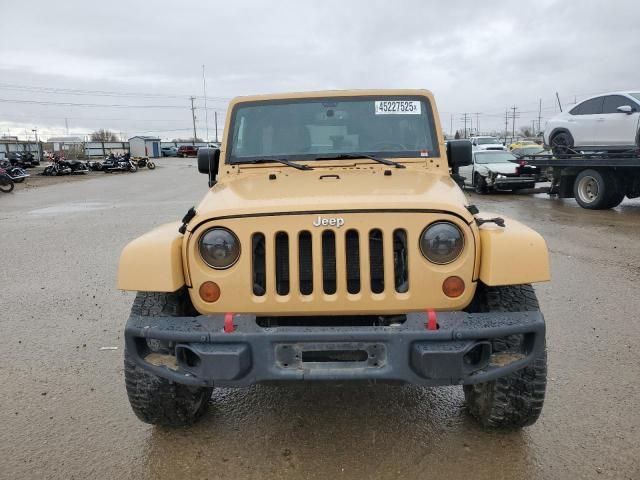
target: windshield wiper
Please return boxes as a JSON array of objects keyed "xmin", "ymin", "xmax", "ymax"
[
  {"xmin": 245, "ymin": 158, "xmax": 313, "ymax": 170},
  {"xmin": 314, "ymin": 153, "xmax": 406, "ymax": 168}
]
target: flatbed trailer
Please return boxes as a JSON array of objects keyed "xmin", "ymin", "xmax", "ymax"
[{"xmin": 521, "ymin": 152, "xmax": 640, "ymax": 209}]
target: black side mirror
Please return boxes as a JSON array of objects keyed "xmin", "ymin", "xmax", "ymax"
[
  {"xmin": 197, "ymin": 148, "xmax": 220, "ymax": 187},
  {"xmin": 446, "ymin": 140, "xmax": 472, "ymax": 168}
]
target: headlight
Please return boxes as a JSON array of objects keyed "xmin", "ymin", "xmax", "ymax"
[
  {"xmin": 199, "ymin": 228, "xmax": 240, "ymax": 269},
  {"xmin": 420, "ymin": 222, "xmax": 464, "ymax": 264}
]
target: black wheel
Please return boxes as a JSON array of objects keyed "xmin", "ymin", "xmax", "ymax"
[
  {"xmin": 147, "ymin": 161, "xmax": 156, "ymax": 170},
  {"xmin": 464, "ymin": 283, "xmax": 547, "ymax": 429},
  {"xmin": 550, "ymin": 131, "xmax": 574, "ymax": 158},
  {"xmin": 0, "ymin": 179, "xmax": 14, "ymax": 193},
  {"xmin": 474, "ymin": 173, "xmax": 488, "ymax": 194},
  {"xmin": 124, "ymin": 291, "xmax": 213, "ymax": 426},
  {"xmin": 129, "ymin": 164, "xmax": 138, "ymax": 172},
  {"xmin": 573, "ymin": 169, "xmax": 624, "ymax": 209}
]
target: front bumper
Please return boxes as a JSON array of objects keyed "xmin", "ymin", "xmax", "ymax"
[
  {"xmin": 125, "ymin": 311, "xmax": 545, "ymax": 387},
  {"xmin": 488, "ymin": 175, "xmax": 536, "ymax": 189}
]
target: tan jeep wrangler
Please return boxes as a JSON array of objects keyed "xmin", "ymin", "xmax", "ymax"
[{"xmin": 118, "ymin": 89, "xmax": 550, "ymax": 429}]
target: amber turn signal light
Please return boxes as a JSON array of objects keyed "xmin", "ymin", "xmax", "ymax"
[
  {"xmin": 199, "ymin": 281, "xmax": 221, "ymax": 302},
  {"xmin": 442, "ymin": 276, "xmax": 465, "ymax": 298}
]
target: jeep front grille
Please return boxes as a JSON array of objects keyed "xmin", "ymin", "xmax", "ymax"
[{"xmin": 252, "ymin": 228, "xmax": 409, "ymax": 297}]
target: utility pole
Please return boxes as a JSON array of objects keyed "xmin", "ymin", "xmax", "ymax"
[
  {"xmin": 202, "ymin": 65, "xmax": 209, "ymax": 143},
  {"xmin": 473, "ymin": 112, "xmax": 481, "ymax": 135},
  {"xmin": 450, "ymin": 113, "xmax": 453, "ymax": 138},
  {"xmin": 510, "ymin": 105, "xmax": 519, "ymax": 139},
  {"xmin": 65, "ymin": 118, "xmax": 69, "ymax": 136},
  {"xmin": 190, "ymin": 96, "xmax": 197, "ymax": 145},
  {"xmin": 460, "ymin": 113, "xmax": 469, "ymax": 138},
  {"xmin": 537, "ymin": 98, "xmax": 542, "ymax": 135},
  {"xmin": 504, "ymin": 109, "xmax": 509, "ymax": 142},
  {"xmin": 214, "ymin": 111, "xmax": 219, "ymax": 143},
  {"xmin": 31, "ymin": 128, "xmax": 39, "ymax": 160}
]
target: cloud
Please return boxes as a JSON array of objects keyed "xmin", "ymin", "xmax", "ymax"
[{"xmin": 0, "ymin": 0, "xmax": 639, "ymax": 139}]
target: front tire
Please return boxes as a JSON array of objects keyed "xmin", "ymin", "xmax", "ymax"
[
  {"xmin": 474, "ymin": 173, "xmax": 488, "ymax": 194},
  {"xmin": 464, "ymin": 284, "xmax": 547, "ymax": 429},
  {"xmin": 124, "ymin": 291, "xmax": 213, "ymax": 426},
  {"xmin": 0, "ymin": 179, "xmax": 14, "ymax": 192},
  {"xmin": 550, "ymin": 131, "xmax": 574, "ymax": 158},
  {"xmin": 147, "ymin": 161, "xmax": 156, "ymax": 169}
]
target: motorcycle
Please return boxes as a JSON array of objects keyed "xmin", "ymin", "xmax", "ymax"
[
  {"xmin": 87, "ymin": 159, "xmax": 104, "ymax": 171},
  {"xmin": 42, "ymin": 156, "xmax": 72, "ymax": 176},
  {"xmin": 59, "ymin": 159, "xmax": 88, "ymax": 174},
  {"xmin": 0, "ymin": 168, "xmax": 15, "ymax": 193},
  {"xmin": 103, "ymin": 154, "xmax": 137, "ymax": 173},
  {"xmin": 136, "ymin": 157, "xmax": 156, "ymax": 169},
  {"xmin": 9, "ymin": 152, "xmax": 39, "ymax": 168},
  {"xmin": 0, "ymin": 160, "xmax": 29, "ymax": 183}
]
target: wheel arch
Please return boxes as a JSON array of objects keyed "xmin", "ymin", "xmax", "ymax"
[
  {"xmin": 548, "ymin": 127, "xmax": 573, "ymax": 144},
  {"xmin": 478, "ymin": 215, "xmax": 550, "ymax": 286},
  {"xmin": 118, "ymin": 222, "xmax": 185, "ymax": 292}
]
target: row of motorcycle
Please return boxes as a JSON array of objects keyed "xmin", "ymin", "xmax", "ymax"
[
  {"xmin": 43, "ymin": 153, "xmax": 156, "ymax": 176},
  {"xmin": 1, "ymin": 153, "xmax": 156, "ymax": 193}
]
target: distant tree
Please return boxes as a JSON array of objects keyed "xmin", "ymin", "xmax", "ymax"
[
  {"xmin": 91, "ymin": 129, "xmax": 119, "ymax": 141},
  {"xmin": 171, "ymin": 137, "xmax": 203, "ymax": 143},
  {"xmin": 454, "ymin": 130, "xmax": 461, "ymax": 139},
  {"xmin": 519, "ymin": 126, "xmax": 532, "ymax": 138}
]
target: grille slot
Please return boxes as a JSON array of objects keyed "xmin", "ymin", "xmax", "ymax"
[
  {"xmin": 275, "ymin": 232, "xmax": 290, "ymax": 295},
  {"xmin": 322, "ymin": 230, "xmax": 337, "ymax": 294},
  {"xmin": 345, "ymin": 229, "xmax": 361, "ymax": 294},
  {"xmin": 369, "ymin": 229, "xmax": 384, "ymax": 294},
  {"xmin": 252, "ymin": 233, "xmax": 266, "ymax": 296},
  {"xmin": 393, "ymin": 229, "xmax": 409, "ymax": 293},
  {"xmin": 298, "ymin": 231, "xmax": 313, "ymax": 295}
]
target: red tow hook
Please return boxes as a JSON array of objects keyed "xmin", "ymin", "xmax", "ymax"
[
  {"xmin": 426, "ymin": 309, "xmax": 438, "ymax": 331},
  {"xmin": 224, "ymin": 312, "xmax": 235, "ymax": 333}
]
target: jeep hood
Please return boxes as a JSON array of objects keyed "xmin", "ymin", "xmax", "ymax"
[{"xmin": 189, "ymin": 167, "xmax": 474, "ymax": 229}]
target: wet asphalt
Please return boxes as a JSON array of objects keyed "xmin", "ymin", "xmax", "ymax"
[{"xmin": 1, "ymin": 158, "xmax": 639, "ymax": 480}]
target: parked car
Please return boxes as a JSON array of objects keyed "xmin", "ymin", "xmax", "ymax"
[
  {"xmin": 177, "ymin": 145, "xmax": 199, "ymax": 157},
  {"xmin": 508, "ymin": 140, "xmax": 538, "ymax": 150},
  {"xmin": 161, "ymin": 146, "xmax": 178, "ymax": 157},
  {"xmin": 544, "ymin": 91, "xmax": 640, "ymax": 156},
  {"xmin": 458, "ymin": 150, "xmax": 538, "ymax": 193},
  {"xmin": 511, "ymin": 146, "xmax": 549, "ymax": 158},
  {"xmin": 470, "ymin": 136, "xmax": 505, "ymax": 151}
]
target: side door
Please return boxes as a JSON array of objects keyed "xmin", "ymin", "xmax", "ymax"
[
  {"xmin": 598, "ymin": 95, "xmax": 640, "ymax": 146},
  {"xmin": 458, "ymin": 151, "xmax": 475, "ymax": 186},
  {"xmin": 567, "ymin": 96, "xmax": 604, "ymax": 147}
]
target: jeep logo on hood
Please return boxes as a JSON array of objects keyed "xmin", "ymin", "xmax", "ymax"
[{"xmin": 313, "ymin": 216, "xmax": 345, "ymax": 228}]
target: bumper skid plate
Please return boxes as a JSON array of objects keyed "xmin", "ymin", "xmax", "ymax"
[{"xmin": 125, "ymin": 311, "xmax": 545, "ymax": 387}]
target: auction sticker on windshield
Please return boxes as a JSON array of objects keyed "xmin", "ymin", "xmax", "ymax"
[{"xmin": 375, "ymin": 100, "xmax": 421, "ymax": 114}]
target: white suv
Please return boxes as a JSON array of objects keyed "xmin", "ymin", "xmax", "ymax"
[
  {"xmin": 470, "ymin": 136, "xmax": 505, "ymax": 151},
  {"xmin": 544, "ymin": 91, "xmax": 640, "ymax": 156}
]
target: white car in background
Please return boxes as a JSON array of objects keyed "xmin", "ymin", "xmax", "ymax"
[
  {"xmin": 458, "ymin": 150, "xmax": 538, "ymax": 193},
  {"xmin": 470, "ymin": 136, "xmax": 505, "ymax": 151},
  {"xmin": 544, "ymin": 91, "xmax": 640, "ymax": 156}
]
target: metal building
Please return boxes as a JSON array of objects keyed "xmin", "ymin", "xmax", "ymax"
[{"xmin": 129, "ymin": 136, "xmax": 161, "ymax": 158}]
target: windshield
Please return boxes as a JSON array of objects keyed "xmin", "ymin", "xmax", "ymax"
[
  {"xmin": 630, "ymin": 93, "xmax": 640, "ymax": 103},
  {"xmin": 476, "ymin": 137, "xmax": 499, "ymax": 145},
  {"xmin": 227, "ymin": 96, "xmax": 439, "ymax": 163},
  {"xmin": 475, "ymin": 152, "xmax": 516, "ymax": 164}
]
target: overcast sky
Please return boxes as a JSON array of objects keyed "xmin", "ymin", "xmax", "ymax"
[{"xmin": 1, "ymin": 0, "xmax": 639, "ymax": 141}]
